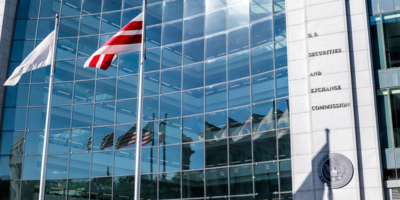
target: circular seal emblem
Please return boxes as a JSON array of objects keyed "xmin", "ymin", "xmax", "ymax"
[{"xmin": 317, "ymin": 153, "xmax": 353, "ymax": 189}]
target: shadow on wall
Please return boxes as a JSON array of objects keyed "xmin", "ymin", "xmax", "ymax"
[{"xmin": 294, "ymin": 128, "xmax": 333, "ymax": 200}]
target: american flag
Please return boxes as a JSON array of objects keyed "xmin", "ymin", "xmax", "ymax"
[
  {"xmin": 115, "ymin": 122, "xmax": 154, "ymax": 149},
  {"xmin": 100, "ymin": 133, "xmax": 114, "ymax": 150},
  {"xmin": 84, "ymin": 13, "xmax": 143, "ymax": 70},
  {"xmin": 159, "ymin": 120, "xmax": 166, "ymax": 144}
]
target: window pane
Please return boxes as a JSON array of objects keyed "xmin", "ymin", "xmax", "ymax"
[
  {"xmin": 59, "ymin": 17, "xmax": 80, "ymax": 38},
  {"xmin": 183, "ymin": 63, "xmax": 204, "ymax": 90},
  {"xmin": 82, "ymin": 0, "xmax": 101, "ymax": 14},
  {"xmin": 142, "ymin": 121, "xmax": 158, "ymax": 147},
  {"xmin": 145, "ymin": 48, "xmax": 161, "ymax": 72},
  {"xmin": 252, "ymin": 72, "xmax": 274, "ymax": 103},
  {"xmin": 184, "ymin": 39, "xmax": 205, "ymax": 65},
  {"xmin": 92, "ymin": 151, "xmax": 113, "ymax": 177},
  {"xmin": 182, "ymin": 115, "xmax": 204, "ymax": 142},
  {"xmin": 229, "ymin": 135, "xmax": 251, "ymax": 165},
  {"xmin": 70, "ymin": 128, "xmax": 91, "ymax": 152},
  {"xmin": 115, "ymin": 124, "xmax": 135, "ymax": 150},
  {"xmin": 206, "ymin": 9, "xmax": 226, "ymax": 35},
  {"xmin": 93, "ymin": 127, "xmax": 114, "ymax": 151},
  {"xmin": 229, "ymin": 106, "xmax": 251, "ymax": 136},
  {"xmin": 228, "ymin": 51, "xmax": 249, "ymax": 81},
  {"xmin": 48, "ymin": 130, "xmax": 69, "ymax": 154},
  {"xmin": 50, "ymin": 106, "xmax": 71, "ymax": 129},
  {"xmin": 147, "ymin": 4, "xmax": 163, "ymax": 26},
  {"xmin": 14, "ymin": 19, "xmax": 37, "ymax": 40},
  {"xmin": 0, "ymin": 132, "xmax": 24, "ymax": 155},
  {"xmin": 184, "ymin": 15, "xmax": 205, "ymax": 41},
  {"xmin": 2, "ymin": 108, "xmax": 26, "ymax": 131},
  {"xmin": 61, "ymin": 0, "xmax": 81, "ymax": 16},
  {"xmin": 206, "ymin": 32, "xmax": 226, "ymax": 60},
  {"xmin": 163, "ymin": 0, "xmax": 184, "ymax": 22},
  {"xmin": 228, "ymin": 1, "xmax": 249, "ymax": 29},
  {"xmin": 78, "ymin": 36, "xmax": 98, "ymax": 57},
  {"xmin": 114, "ymin": 150, "xmax": 135, "ymax": 175},
  {"xmin": 22, "ymin": 155, "xmax": 42, "ymax": 179},
  {"xmin": 159, "ymin": 118, "xmax": 181, "ymax": 145},
  {"xmin": 52, "ymin": 82, "xmax": 73, "ymax": 105},
  {"xmin": 122, "ymin": 7, "xmax": 142, "ymax": 27},
  {"xmin": 46, "ymin": 179, "xmax": 67, "ymax": 198},
  {"xmin": 17, "ymin": 0, "xmax": 40, "ymax": 18},
  {"xmin": 250, "ymin": 0, "xmax": 272, "ymax": 21},
  {"xmin": 69, "ymin": 153, "xmax": 90, "ymax": 178},
  {"xmin": 205, "ymin": 84, "xmax": 226, "ymax": 112},
  {"xmin": 205, "ymin": 57, "xmax": 226, "ymax": 86},
  {"xmin": 141, "ymin": 174, "xmax": 157, "ymax": 200},
  {"xmin": 280, "ymin": 160, "xmax": 292, "ymax": 191},
  {"xmin": 96, "ymin": 78, "xmax": 117, "ymax": 101},
  {"xmin": 161, "ymin": 93, "xmax": 181, "ymax": 119},
  {"xmin": 278, "ymin": 128, "xmax": 290, "ymax": 159},
  {"xmin": 24, "ymin": 131, "xmax": 43, "ymax": 154},
  {"xmin": 37, "ymin": 19, "xmax": 55, "ymax": 39},
  {"xmin": 205, "ymin": 139, "xmax": 227, "ymax": 167},
  {"xmin": 29, "ymin": 84, "xmax": 48, "ymax": 106},
  {"xmin": 118, "ymin": 75, "xmax": 138, "ymax": 100},
  {"xmin": 273, "ymin": 0, "xmax": 285, "ymax": 13},
  {"xmin": 162, "ymin": 43, "xmax": 182, "ymax": 69},
  {"xmin": 144, "ymin": 72, "xmax": 159, "ymax": 96},
  {"xmin": 183, "ymin": 89, "xmax": 204, "ymax": 116},
  {"xmin": 120, "ymin": 52, "xmax": 139, "ymax": 75},
  {"xmin": 0, "ymin": 156, "xmax": 22, "ymax": 180},
  {"xmin": 76, "ymin": 59, "xmax": 96, "ymax": 80},
  {"xmin": 90, "ymin": 177, "xmax": 112, "ymax": 199},
  {"xmin": 94, "ymin": 102, "xmax": 115, "ymax": 126},
  {"xmin": 276, "ymin": 40, "xmax": 287, "ymax": 69},
  {"xmin": 206, "ymin": 168, "xmax": 228, "ymax": 196},
  {"xmin": 254, "ymin": 162, "xmax": 278, "ymax": 193},
  {"xmin": 228, "ymin": 78, "xmax": 250, "ymax": 108},
  {"xmin": 254, "ymin": 131, "xmax": 276, "ymax": 162},
  {"xmin": 27, "ymin": 107, "xmax": 46, "ymax": 130},
  {"xmin": 378, "ymin": 90, "xmax": 393, "ymax": 148},
  {"xmin": 183, "ymin": 170, "xmax": 204, "ymax": 198},
  {"xmin": 116, "ymin": 99, "xmax": 137, "ymax": 124},
  {"xmin": 46, "ymin": 154, "xmax": 68, "ymax": 179},
  {"xmin": 68, "ymin": 179, "xmax": 90, "ymax": 199},
  {"xmin": 40, "ymin": 0, "xmax": 61, "ymax": 18},
  {"xmin": 163, "ymin": 21, "xmax": 183, "ymax": 45},
  {"xmin": 56, "ymin": 38, "xmax": 77, "ymax": 59},
  {"xmin": 103, "ymin": 0, "xmax": 122, "ymax": 12},
  {"xmin": 253, "ymin": 101, "xmax": 275, "ymax": 132},
  {"xmin": 8, "ymin": 62, "xmax": 30, "ymax": 83},
  {"xmin": 274, "ymin": 12, "xmax": 286, "ymax": 41},
  {"xmin": 97, "ymin": 57, "xmax": 118, "ymax": 78},
  {"xmin": 185, "ymin": 0, "xmax": 205, "ymax": 17},
  {"xmin": 72, "ymin": 104, "xmax": 93, "ymax": 128},
  {"xmin": 251, "ymin": 44, "xmax": 273, "ymax": 75},
  {"xmin": 206, "ymin": 0, "xmax": 226, "ymax": 11},
  {"xmin": 146, "ymin": 25, "xmax": 162, "ymax": 48},
  {"xmin": 276, "ymin": 98, "xmax": 289, "ymax": 128},
  {"xmin": 124, "ymin": 0, "xmax": 142, "ymax": 9},
  {"xmin": 142, "ymin": 147, "xmax": 157, "ymax": 173},
  {"xmin": 276, "ymin": 68, "xmax": 288, "ymax": 98},
  {"xmin": 205, "ymin": 111, "xmax": 227, "ymax": 140},
  {"xmin": 161, "ymin": 67, "xmax": 182, "ymax": 93},
  {"xmin": 160, "ymin": 145, "xmax": 180, "ymax": 172},
  {"xmin": 159, "ymin": 172, "xmax": 181, "ymax": 199},
  {"xmin": 251, "ymin": 17, "xmax": 272, "ymax": 48},
  {"xmin": 5, "ymin": 84, "xmax": 29, "ymax": 107},
  {"xmin": 11, "ymin": 40, "xmax": 34, "ymax": 62},
  {"xmin": 182, "ymin": 142, "xmax": 204, "ymax": 170},
  {"xmin": 228, "ymin": 26, "xmax": 249, "ymax": 54},
  {"xmin": 113, "ymin": 175, "xmax": 135, "ymax": 199},
  {"xmin": 54, "ymin": 60, "xmax": 75, "ymax": 82},
  {"xmin": 74, "ymin": 81, "xmax": 95, "ymax": 103},
  {"xmin": 101, "ymin": 11, "xmax": 121, "ymax": 33},
  {"xmin": 230, "ymin": 165, "xmax": 253, "ymax": 195},
  {"xmin": 143, "ymin": 96, "xmax": 158, "ymax": 120}
]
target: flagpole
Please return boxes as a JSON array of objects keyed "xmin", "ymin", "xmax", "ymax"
[
  {"xmin": 134, "ymin": 1, "xmax": 147, "ymax": 200},
  {"xmin": 38, "ymin": 14, "xmax": 59, "ymax": 200}
]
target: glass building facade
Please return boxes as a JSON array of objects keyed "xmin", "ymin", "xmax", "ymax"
[{"xmin": 0, "ymin": 0, "xmax": 290, "ymax": 199}]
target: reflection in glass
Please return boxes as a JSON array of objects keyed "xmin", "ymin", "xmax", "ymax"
[
  {"xmin": 29, "ymin": 84, "xmax": 48, "ymax": 106},
  {"xmin": 143, "ymin": 96, "xmax": 158, "ymax": 121},
  {"xmin": 48, "ymin": 129, "xmax": 70, "ymax": 154},
  {"xmin": 5, "ymin": 84, "xmax": 28, "ymax": 107},
  {"xmin": 229, "ymin": 106, "xmax": 251, "ymax": 136},
  {"xmin": 160, "ymin": 93, "xmax": 181, "ymax": 119},
  {"xmin": 254, "ymin": 131, "xmax": 277, "ymax": 162},
  {"xmin": 164, "ymin": 0, "xmax": 184, "ymax": 22},
  {"xmin": 22, "ymin": 155, "xmax": 42, "ymax": 179},
  {"xmin": 185, "ymin": 0, "xmax": 205, "ymax": 17},
  {"xmin": 0, "ymin": 131, "xmax": 24, "ymax": 155},
  {"xmin": 24, "ymin": 131, "xmax": 44, "ymax": 154},
  {"xmin": 92, "ymin": 151, "xmax": 113, "ymax": 177},
  {"xmin": 76, "ymin": 59, "xmax": 96, "ymax": 80},
  {"xmin": 183, "ymin": 89, "xmax": 204, "ymax": 116},
  {"xmin": 254, "ymin": 162, "xmax": 278, "ymax": 194},
  {"xmin": 274, "ymin": 0, "xmax": 285, "ymax": 13},
  {"xmin": 18, "ymin": 0, "xmax": 40, "ymax": 18},
  {"xmin": 91, "ymin": 177, "xmax": 112, "ymax": 200},
  {"xmin": 182, "ymin": 115, "xmax": 204, "ymax": 142},
  {"xmin": 2, "ymin": 108, "xmax": 26, "ymax": 131},
  {"xmin": 252, "ymin": 44, "xmax": 273, "ymax": 75},
  {"xmin": 21, "ymin": 180, "xmax": 40, "ymax": 199},
  {"xmin": 61, "ymin": 0, "xmax": 81, "ymax": 16},
  {"xmin": 228, "ymin": 51, "xmax": 250, "ymax": 81},
  {"xmin": 46, "ymin": 154, "xmax": 68, "ymax": 179},
  {"xmin": 276, "ymin": 68, "xmax": 288, "ymax": 98},
  {"xmin": 78, "ymin": 36, "xmax": 99, "ymax": 57},
  {"xmin": 377, "ymin": 90, "xmax": 393, "ymax": 148},
  {"xmin": 50, "ymin": 106, "xmax": 71, "ymax": 129},
  {"xmin": 184, "ymin": 38, "xmax": 204, "ymax": 65},
  {"xmin": 163, "ymin": 20, "xmax": 183, "ymax": 45},
  {"xmin": 114, "ymin": 175, "xmax": 135, "ymax": 199},
  {"xmin": 370, "ymin": 15, "xmax": 385, "ymax": 70},
  {"xmin": 183, "ymin": 170, "xmax": 204, "ymax": 198},
  {"xmin": 205, "ymin": 111, "xmax": 227, "ymax": 140},
  {"xmin": 251, "ymin": 17, "xmax": 272, "ymax": 48},
  {"xmin": 56, "ymin": 38, "xmax": 77, "ymax": 60},
  {"xmin": 162, "ymin": 43, "xmax": 182, "ymax": 69},
  {"xmin": 72, "ymin": 104, "xmax": 93, "ymax": 128},
  {"xmin": 52, "ymin": 82, "xmax": 73, "ymax": 105},
  {"xmin": 96, "ymin": 78, "xmax": 117, "ymax": 101},
  {"xmin": 11, "ymin": 40, "xmax": 34, "ymax": 62},
  {"xmin": 116, "ymin": 99, "xmax": 137, "ymax": 124},
  {"xmin": 0, "ymin": 156, "xmax": 22, "ymax": 180},
  {"xmin": 206, "ymin": 9, "xmax": 226, "ymax": 35},
  {"xmin": 206, "ymin": 168, "xmax": 228, "ymax": 196},
  {"xmin": 70, "ymin": 128, "xmax": 92, "ymax": 152},
  {"xmin": 205, "ymin": 57, "xmax": 226, "ymax": 86},
  {"xmin": 93, "ymin": 126, "xmax": 114, "ymax": 151},
  {"xmin": 206, "ymin": 139, "xmax": 227, "ymax": 167},
  {"xmin": 147, "ymin": 3, "xmax": 163, "ymax": 26},
  {"xmin": 183, "ymin": 63, "xmax": 204, "ymax": 90},
  {"xmin": 159, "ymin": 172, "xmax": 181, "ymax": 199},
  {"xmin": 228, "ymin": 0, "xmax": 249, "ymax": 29},
  {"xmin": 144, "ymin": 71, "xmax": 159, "ymax": 96},
  {"xmin": 115, "ymin": 124, "xmax": 136, "ymax": 150},
  {"xmin": 230, "ymin": 165, "xmax": 253, "ymax": 195},
  {"xmin": 14, "ymin": 19, "xmax": 37, "ymax": 40},
  {"xmin": 205, "ymin": 84, "xmax": 227, "ymax": 112},
  {"xmin": 120, "ymin": 52, "xmax": 139, "ymax": 75},
  {"xmin": 253, "ymin": 101, "xmax": 275, "ymax": 132},
  {"xmin": 160, "ymin": 145, "xmax": 181, "ymax": 172},
  {"xmin": 161, "ymin": 67, "xmax": 182, "ymax": 93},
  {"xmin": 80, "ymin": 15, "xmax": 101, "ymax": 36},
  {"xmin": 159, "ymin": 118, "xmax": 181, "ymax": 145},
  {"xmin": 94, "ymin": 102, "xmax": 115, "ymax": 126},
  {"xmin": 278, "ymin": 128, "xmax": 290, "ymax": 159},
  {"xmin": 280, "ymin": 160, "xmax": 292, "ymax": 191},
  {"xmin": 118, "ymin": 75, "xmax": 138, "ymax": 100},
  {"xmin": 69, "ymin": 153, "xmax": 90, "ymax": 178},
  {"xmin": 250, "ymin": 0, "xmax": 272, "ymax": 21},
  {"xmin": 274, "ymin": 11, "xmax": 286, "ymax": 41},
  {"xmin": 206, "ymin": 0, "xmax": 226, "ymax": 12},
  {"xmin": 184, "ymin": 15, "xmax": 205, "ymax": 41},
  {"xmin": 275, "ymin": 40, "xmax": 287, "ymax": 69},
  {"xmin": 101, "ymin": 11, "xmax": 121, "ymax": 33},
  {"xmin": 114, "ymin": 150, "xmax": 135, "ymax": 175},
  {"xmin": 141, "ymin": 174, "xmax": 157, "ymax": 200},
  {"xmin": 228, "ymin": 26, "xmax": 249, "ymax": 54},
  {"xmin": 229, "ymin": 135, "xmax": 252, "ymax": 165},
  {"xmin": 68, "ymin": 178, "xmax": 89, "ymax": 199},
  {"xmin": 103, "ymin": 0, "xmax": 122, "ymax": 12},
  {"xmin": 277, "ymin": 98, "xmax": 289, "ymax": 129},
  {"xmin": 146, "ymin": 25, "xmax": 162, "ymax": 49},
  {"xmin": 58, "ymin": 17, "xmax": 79, "ymax": 37},
  {"xmin": 182, "ymin": 142, "xmax": 204, "ymax": 170},
  {"xmin": 228, "ymin": 78, "xmax": 250, "ymax": 108},
  {"xmin": 142, "ymin": 147, "xmax": 157, "ymax": 173},
  {"xmin": 252, "ymin": 72, "xmax": 274, "ymax": 103},
  {"xmin": 54, "ymin": 60, "xmax": 75, "ymax": 82},
  {"xmin": 206, "ymin": 32, "xmax": 226, "ymax": 60},
  {"xmin": 142, "ymin": 121, "xmax": 158, "ymax": 147}
]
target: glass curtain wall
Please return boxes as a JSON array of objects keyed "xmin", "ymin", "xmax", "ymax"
[
  {"xmin": 0, "ymin": 0, "xmax": 290, "ymax": 199},
  {"xmin": 369, "ymin": 0, "xmax": 400, "ymax": 180}
]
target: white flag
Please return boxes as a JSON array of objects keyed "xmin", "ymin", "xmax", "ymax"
[{"xmin": 4, "ymin": 31, "xmax": 55, "ymax": 86}]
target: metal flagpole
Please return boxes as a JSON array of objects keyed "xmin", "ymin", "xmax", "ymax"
[
  {"xmin": 38, "ymin": 13, "xmax": 59, "ymax": 200},
  {"xmin": 134, "ymin": 1, "xmax": 147, "ymax": 200}
]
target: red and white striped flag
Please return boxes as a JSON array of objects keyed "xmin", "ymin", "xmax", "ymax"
[{"xmin": 84, "ymin": 13, "xmax": 143, "ymax": 70}]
